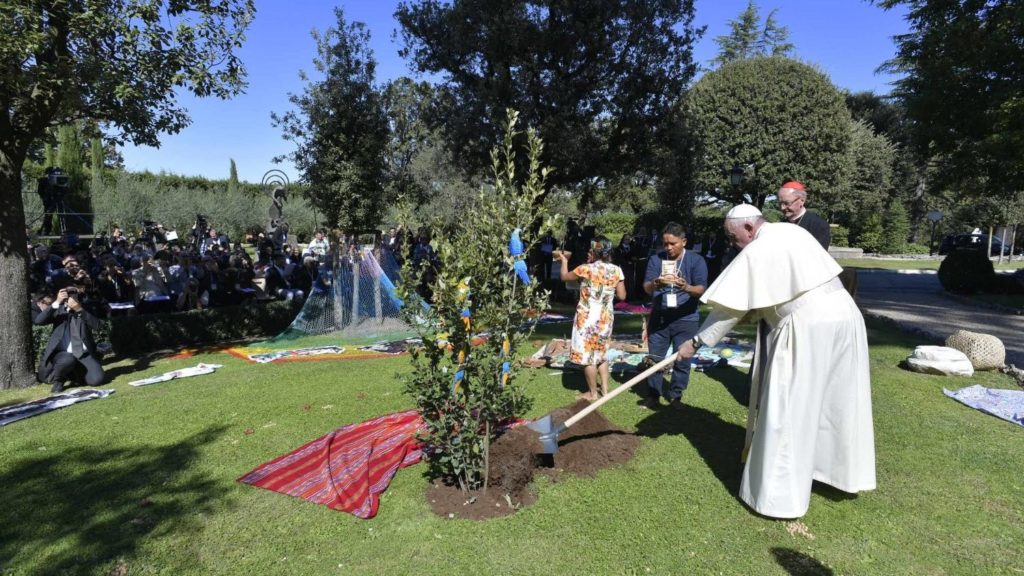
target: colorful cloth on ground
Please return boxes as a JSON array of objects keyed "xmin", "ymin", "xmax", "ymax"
[
  {"xmin": 129, "ymin": 363, "xmax": 223, "ymax": 387},
  {"xmin": 570, "ymin": 261, "xmax": 625, "ymax": 365},
  {"xmin": 529, "ymin": 312, "xmax": 571, "ymax": 324},
  {"xmin": 238, "ymin": 410, "xmax": 424, "ymax": 519},
  {"xmin": 356, "ymin": 338, "xmax": 422, "ymax": 355},
  {"xmin": 694, "ymin": 337, "xmax": 754, "ymax": 369},
  {"xmin": 613, "ymin": 302, "xmax": 652, "ymax": 315},
  {"xmin": 246, "ymin": 346, "xmax": 347, "ymax": 364},
  {"xmin": 944, "ymin": 385, "xmax": 1024, "ymax": 427},
  {"xmin": 0, "ymin": 389, "xmax": 114, "ymax": 427},
  {"xmin": 529, "ymin": 336, "xmax": 753, "ymax": 372}
]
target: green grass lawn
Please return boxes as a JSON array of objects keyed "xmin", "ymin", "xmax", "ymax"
[{"xmin": 1, "ymin": 318, "xmax": 1022, "ymax": 575}]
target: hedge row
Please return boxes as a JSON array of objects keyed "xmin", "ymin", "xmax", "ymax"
[{"xmin": 33, "ymin": 300, "xmax": 301, "ymax": 362}]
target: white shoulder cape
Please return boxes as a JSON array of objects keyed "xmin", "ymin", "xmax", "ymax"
[{"xmin": 701, "ymin": 222, "xmax": 841, "ymax": 311}]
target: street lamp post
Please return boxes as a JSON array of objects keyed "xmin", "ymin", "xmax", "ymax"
[
  {"xmin": 929, "ymin": 210, "xmax": 942, "ymax": 254},
  {"xmin": 729, "ymin": 162, "xmax": 744, "ymax": 189},
  {"xmin": 728, "ymin": 161, "xmax": 756, "ymax": 204},
  {"xmin": 926, "ymin": 210, "xmax": 943, "ymax": 256}
]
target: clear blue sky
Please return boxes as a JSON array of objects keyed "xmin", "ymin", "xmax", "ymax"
[{"xmin": 120, "ymin": 0, "xmax": 910, "ymax": 184}]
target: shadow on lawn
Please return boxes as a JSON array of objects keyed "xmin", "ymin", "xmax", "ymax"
[
  {"xmin": 634, "ymin": 404, "xmax": 746, "ymax": 497},
  {"xmin": 811, "ymin": 481, "xmax": 859, "ymax": 503},
  {"xmin": 557, "ymin": 363, "xmax": 644, "ymax": 400},
  {"xmin": 863, "ymin": 316, "xmax": 918, "ymax": 348},
  {"xmin": 772, "ymin": 547, "xmax": 835, "ymax": 575},
  {"xmin": 560, "ymin": 369, "xmax": 590, "ymax": 398},
  {"xmin": 0, "ymin": 394, "xmax": 44, "ymax": 410},
  {"xmin": 700, "ymin": 364, "xmax": 750, "ymax": 406},
  {"xmin": 103, "ymin": 354, "xmax": 156, "ymax": 381},
  {"xmin": 0, "ymin": 425, "xmax": 230, "ymax": 574},
  {"xmin": 774, "ymin": 545, "xmax": 831, "ymax": 569}
]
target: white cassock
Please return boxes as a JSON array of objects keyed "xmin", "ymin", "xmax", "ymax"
[{"xmin": 695, "ymin": 222, "xmax": 876, "ymax": 518}]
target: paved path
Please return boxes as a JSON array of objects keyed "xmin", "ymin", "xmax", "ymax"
[{"xmin": 855, "ymin": 270, "xmax": 1024, "ymax": 366}]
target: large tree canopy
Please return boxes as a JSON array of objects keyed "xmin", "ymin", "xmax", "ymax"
[
  {"xmin": 842, "ymin": 119, "xmax": 897, "ymax": 243},
  {"xmin": 272, "ymin": 8, "xmax": 389, "ymax": 230},
  {"xmin": 879, "ymin": 0, "xmax": 1024, "ymax": 198},
  {"xmin": 678, "ymin": 57, "xmax": 851, "ymax": 209},
  {"xmin": 381, "ymin": 77, "xmax": 437, "ymax": 207},
  {"xmin": 0, "ymin": 0, "xmax": 254, "ymax": 388},
  {"xmin": 395, "ymin": 0, "xmax": 702, "ymax": 192}
]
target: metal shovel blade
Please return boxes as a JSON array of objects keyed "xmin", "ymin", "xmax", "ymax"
[
  {"xmin": 525, "ymin": 415, "xmax": 561, "ymax": 455},
  {"xmin": 524, "ymin": 353, "xmax": 680, "ymax": 456}
]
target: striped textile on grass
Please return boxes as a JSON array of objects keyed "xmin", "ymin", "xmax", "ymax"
[{"xmin": 238, "ymin": 410, "xmax": 424, "ymax": 519}]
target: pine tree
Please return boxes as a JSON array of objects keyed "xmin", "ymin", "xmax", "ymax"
[
  {"xmin": 55, "ymin": 124, "xmax": 94, "ymax": 233},
  {"xmin": 712, "ymin": 1, "xmax": 793, "ymax": 67},
  {"xmin": 90, "ymin": 137, "xmax": 104, "ymax": 196},
  {"xmin": 759, "ymin": 9, "xmax": 794, "ymax": 57},
  {"xmin": 712, "ymin": 1, "xmax": 760, "ymax": 65},
  {"xmin": 228, "ymin": 159, "xmax": 239, "ymax": 196},
  {"xmin": 881, "ymin": 200, "xmax": 909, "ymax": 254}
]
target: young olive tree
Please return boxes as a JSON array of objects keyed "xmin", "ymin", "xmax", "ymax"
[{"xmin": 398, "ymin": 110, "xmax": 555, "ymax": 493}]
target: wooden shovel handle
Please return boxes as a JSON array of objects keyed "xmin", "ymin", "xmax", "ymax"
[{"xmin": 561, "ymin": 353, "xmax": 679, "ymax": 431}]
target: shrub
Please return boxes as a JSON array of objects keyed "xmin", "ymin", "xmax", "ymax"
[
  {"xmin": 590, "ymin": 212, "xmax": 636, "ymax": 237},
  {"xmin": 33, "ymin": 302, "xmax": 298, "ymax": 380},
  {"xmin": 109, "ymin": 300, "xmax": 299, "ymax": 355},
  {"xmin": 830, "ymin": 225, "xmax": 850, "ymax": 247},
  {"xmin": 989, "ymin": 272, "xmax": 1024, "ymax": 295},
  {"xmin": 854, "ymin": 213, "xmax": 884, "ymax": 253},
  {"xmin": 89, "ymin": 171, "xmax": 320, "ymax": 241},
  {"xmin": 938, "ymin": 249, "xmax": 995, "ymax": 294},
  {"xmin": 904, "ymin": 243, "xmax": 931, "ymax": 255}
]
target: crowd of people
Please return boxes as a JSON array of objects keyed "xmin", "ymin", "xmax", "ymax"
[
  {"xmin": 24, "ymin": 220, "xmax": 350, "ymax": 391},
  {"xmin": 25, "ymin": 222, "xmax": 364, "ymax": 319}
]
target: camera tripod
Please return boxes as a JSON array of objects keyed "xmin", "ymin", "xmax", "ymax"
[{"xmin": 39, "ymin": 195, "xmax": 69, "ymax": 236}]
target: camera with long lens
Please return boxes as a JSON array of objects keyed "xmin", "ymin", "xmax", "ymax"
[
  {"xmin": 47, "ymin": 168, "xmax": 70, "ymax": 189},
  {"xmin": 141, "ymin": 219, "xmax": 160, "ymax": 237},
  {"xmin": 65, "ymin": 287, "xmax": 79, "ymax": 299},
  {"xmin": 192, "ymin": 214, "xmax": 209, "ymax": 247},
  {"xmin": 140, "ymin": 219, "xmax": 164, "ymax": 249}
]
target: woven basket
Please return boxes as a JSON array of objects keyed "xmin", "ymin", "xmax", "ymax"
[{"xmin": 944, "ymin": 330, "xmax": 1005, "ymax": 370}]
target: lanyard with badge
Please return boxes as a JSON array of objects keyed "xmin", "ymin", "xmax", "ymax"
[{"xmin": 664, "ymin": 251, "xmax": 684, "ymax": 308}]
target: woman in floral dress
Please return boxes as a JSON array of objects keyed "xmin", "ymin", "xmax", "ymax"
[{"xmin": 557, "ymin": 236, "xmax": 627, "ymax": 401}]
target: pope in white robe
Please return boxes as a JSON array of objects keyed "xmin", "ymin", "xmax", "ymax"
[{"xmin": 676, "ymin": 204, "xmax": 876, "ymax": 519}]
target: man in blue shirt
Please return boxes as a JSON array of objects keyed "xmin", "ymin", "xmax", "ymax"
[{"xmin": 641, "ymin": 222, "xmax": 708, "ymax": 410}]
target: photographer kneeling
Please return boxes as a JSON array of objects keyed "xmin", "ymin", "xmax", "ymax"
[{"xmin": 34, "ymin": 287, "xmax": 106, "ymax": 393}]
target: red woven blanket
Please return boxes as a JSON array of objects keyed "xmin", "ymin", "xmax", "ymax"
[{"xmin": 238, "ymin": 410, "xmax": 424, "ymax": 519}]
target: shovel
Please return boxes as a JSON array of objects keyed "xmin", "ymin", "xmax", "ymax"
[{"xmin": 526, "ymin": 353, "xmax": 679, "ymax": 454}]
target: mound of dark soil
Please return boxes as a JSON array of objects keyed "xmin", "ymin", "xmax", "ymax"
[{"xmin": 425, "ymin": 399, "xmax": 640, "ymax": 520}]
